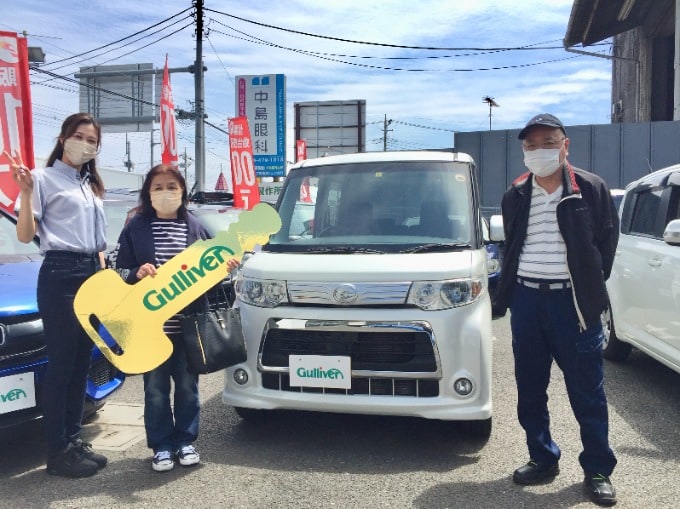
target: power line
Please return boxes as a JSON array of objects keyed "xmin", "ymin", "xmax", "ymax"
[
  {"xmin": 42, "ymin": 7, "xmax": 194, "ymax": 68},
  {"xmin": 207, "ymin": 9, "xmax": 585, "ymax": 52},
  {"xmin": 208, "ymin": 26, "xmax": 593, "ymax": 72}
]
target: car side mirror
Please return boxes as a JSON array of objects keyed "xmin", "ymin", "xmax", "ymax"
[
  {"xmin": 663, "ymin": 219, "xmax": 680, "ymax": 245},
  {"xmin": 489, "ymin": 215, "xmax": 505, "ymax": 242}
]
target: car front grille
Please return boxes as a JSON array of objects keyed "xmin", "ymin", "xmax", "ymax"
[
  {"xmin": 258, "ymin": 319, "xmax": 440, "ymax": 397},
  {"xmin": 0, "ymin": 315, "xmax": 46, "ymax": 367},
  {"xmin": 261, "ymin": 328, "xmax": 437, "ymax": 372},
  {"xmin": 262, "ymin": 372, "xmax": 439, "ymax": 397},
  {"xmin": 88, "ymin": 355, "xmax": 119, "ymax": 386}
]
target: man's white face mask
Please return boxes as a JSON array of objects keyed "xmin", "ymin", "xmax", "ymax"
[{"xmin": 523, "ymin": 148, "xmax": 562, "ymax": 177}]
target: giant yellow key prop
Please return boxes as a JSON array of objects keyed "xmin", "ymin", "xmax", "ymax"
[{"xmin": 73, "ymin": 203, "xmax": 281, "ymax": 374}]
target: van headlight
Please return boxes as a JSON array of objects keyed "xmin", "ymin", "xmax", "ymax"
[
  {"xmin": 487, "ymin": 257, "xmax": 501, "ymax": 275},
  {"xmin": 235, "ymin": 276, "xmax": 288, "ymax": 307},
  {"xmin": 407, "ymin": 277, "xmax": 485, "ymax": 310}
]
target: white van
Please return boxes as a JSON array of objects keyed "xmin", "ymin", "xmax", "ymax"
[
  {"xmin": 603, "ymin": 164, "xmax": 680, "ymax": 374},
  {"xmin": 224, "ymin": 151, "xmax": 493, "ymax": 437}
]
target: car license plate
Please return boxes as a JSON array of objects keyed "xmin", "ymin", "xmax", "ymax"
[
  {"xmin": 0, "ymin": 372, "xmax": 36, "ymax": 414},
  {"xmin": 289, "ymin": 355, "xmax": 351, "ymax": 389}
]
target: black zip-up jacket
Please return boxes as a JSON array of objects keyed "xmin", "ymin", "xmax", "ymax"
[
  {"xmin": 113, "ymin": 212, "xmax": 213, "ymax": 314},
  {"xmin": 496, "ymin": 161, "xmax": 619, "ymax": 329}
]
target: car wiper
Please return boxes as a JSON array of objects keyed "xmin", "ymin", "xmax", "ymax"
[
  {"xmin": 302, "ymin": 246, "xmax": 386, "ymax": 254},
  {"xmin": 400, "ymin": 243, "xmax": 471, "ymax": 253}
]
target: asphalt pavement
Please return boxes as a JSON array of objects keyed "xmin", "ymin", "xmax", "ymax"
[{"xmin": 1, "ymin": 314, "xmax": 679, "ymax": 509}]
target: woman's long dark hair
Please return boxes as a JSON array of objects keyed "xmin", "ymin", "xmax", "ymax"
[
  {"xmin": 138, "ymin": 164, "xmax": 189, "ymax": 219},
  {"xmin": 46, "ymin": 112, "xmax": 104, "ymax": 197}
]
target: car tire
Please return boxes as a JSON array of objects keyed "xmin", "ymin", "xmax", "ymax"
[
  {"xmin": 459, "ymin": 417, "xmax": 492, "ymax": 441},
  {"xmin": 601, "ymin": 304, "xmax": 632, "ymax": 361}
]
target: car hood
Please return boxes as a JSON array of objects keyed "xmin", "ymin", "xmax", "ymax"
[{"xmin": 0, "ymin": 256, "xmax": 42, "ymax": 316}]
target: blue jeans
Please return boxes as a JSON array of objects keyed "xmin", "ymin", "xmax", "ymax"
[
  {"xmin": 143, "ymin": 333, "xmax": 200, "ymax": 453},
  {"xmin": 510, "ymin": 283, "xmax": 617, "ymax": 476},
  {"xmin": 37, "ymin": 251, "xmax": 99, "ymax": 457}
]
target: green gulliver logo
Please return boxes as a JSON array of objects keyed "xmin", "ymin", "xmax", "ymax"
[
  {"xmin": 1, "ymin": 388, "xmax": 27, "ymax": 403},
  {"xmin": 143, "ymin": 245, "xmax": 234, "ymax": 311},
  {"xmin": 296, "ymin": 367, "xmax": 345, "ymax": 380}
]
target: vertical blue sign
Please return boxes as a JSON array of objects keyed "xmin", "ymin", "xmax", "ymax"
[{"xmin": 235, "ymin": 74, "xmax": 286, "ymax": 177}]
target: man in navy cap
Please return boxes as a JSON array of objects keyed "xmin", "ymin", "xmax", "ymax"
[{"xmin": 496, "ymin": 113, "xmax": 620, "ymax": 506}]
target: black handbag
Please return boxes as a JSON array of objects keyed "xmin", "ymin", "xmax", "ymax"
[{"xmin": 180, "ymin": 285, "xmax": 247, "ymax": 374}]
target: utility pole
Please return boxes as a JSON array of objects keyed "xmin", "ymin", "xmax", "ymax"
[
  {"xmin": 383, "ymin": 114, "xmax": 393, "ymax": 151},
  {"xmin": 194, "ymin": 0, "xmax": 205, "ymax": 193},
  {"xmin": 150, "ymin": 128, "xmax": 160, "ymax": 170},
  {"xmin": 124, "ymin": 133, "xmax": 133, "ymax": 172},
  {"xmin": 179, "ymin": 147, "xmax": 193, "ymax": 181}
]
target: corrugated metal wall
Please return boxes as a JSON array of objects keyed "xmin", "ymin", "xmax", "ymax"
[{"xmin": 455, "ymin": 120, "xmax": 680, "ymax": 213}]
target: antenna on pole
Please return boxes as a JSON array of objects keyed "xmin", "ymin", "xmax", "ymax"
[{"xmin": 482, "ymin": 96, "xmax": 500, "ymax": 131}]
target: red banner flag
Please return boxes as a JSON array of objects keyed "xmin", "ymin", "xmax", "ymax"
[
  {"xmin": 0, "ymin": 32, "xmax": 34, "ymax": 213},
  {"xmin": 296, "ymin": 139, "xmax": 307, "ymax": 162},
  {"xmin": 228, "ymin": 117, "xmax": 260, "ymax": 210},
  {"xmin": 160, "ymin": 54, "xmax": 178, "ymax": 166}
]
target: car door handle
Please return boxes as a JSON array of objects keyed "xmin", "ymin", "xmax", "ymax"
[{"xmin": 648, "ymin": 257, "xmax": 662, "ymax": 267}]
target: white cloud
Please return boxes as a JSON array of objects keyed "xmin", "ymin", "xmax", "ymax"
[{"xmin": 2, "ymin": 0, "xmax": 612, "ymax": 187}]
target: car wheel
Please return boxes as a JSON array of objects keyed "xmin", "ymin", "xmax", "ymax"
[
  {"xmin": 459, "ymin": 417, "xmax": 492, "ymax": 441},
  {"xmin": 233, "ymin": 406, "xmax": 269, "ymax": 421},
  {"xmin": 601, "ymin": 304, "xmax": 631, "ymax": 361}
]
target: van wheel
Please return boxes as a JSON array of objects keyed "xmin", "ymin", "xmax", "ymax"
[
  {"xmin": 460, "ymin": 417, "xmax": 492, "ymax": 440},
  {"xmin": 233, "ymin": 407, "xmax": 268, "ymax": 421},
  {"xmin": 601, "ymin": 305, "xmax": 631, "ymax": 361}
]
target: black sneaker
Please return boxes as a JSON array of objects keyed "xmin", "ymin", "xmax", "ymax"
[
  {"xmin": 71, "ymin": 438, "xmax": 108, "ymax": 469},
  {"xmin": 584, "ymin": 473, "xmax": 617, "ymax": 506},
  {"xmin": 46, "ymin": 443, "xmax": 98, "ymax": 478},
  {"xmin": 512, "ymin": 460, "xmax": 559, "ymax": 485}
]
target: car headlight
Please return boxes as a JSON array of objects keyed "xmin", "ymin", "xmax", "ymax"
[
  {"xmin": 235, "ymin": 276, "xmax": 289, "ymax": 307},
  {"xmin": 407, "ymin": 277, "xmax": 485, "ymax": 310},
  {"xmin": 487, "ymin": 257, "xmax": 501, "ymax": 275}
]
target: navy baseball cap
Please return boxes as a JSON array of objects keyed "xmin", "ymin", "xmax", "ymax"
[{"xmin": 518, "ymin": 113, "xmax": 566, "ymax": 140}]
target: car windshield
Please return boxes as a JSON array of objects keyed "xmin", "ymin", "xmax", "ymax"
[
  {"xmin": 0, "ymin": 210, "xmax": 40, "ymax": 256},
  {"xmin": 268, "ymin": 160, "xmax": 475, "ymax": 253}
]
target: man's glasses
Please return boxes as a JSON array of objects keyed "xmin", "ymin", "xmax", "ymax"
[{"xmin": 522, "ymin": 138, "xmax": 565, "ymax": 151}]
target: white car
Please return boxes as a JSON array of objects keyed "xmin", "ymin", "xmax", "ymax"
[
  {"xmin": 224, "ymin": 151, "xmax": 493, "ymax": 438},
  {"xmin": 603, "ymin": 164, "xmax": 680, "ymax": 374}
]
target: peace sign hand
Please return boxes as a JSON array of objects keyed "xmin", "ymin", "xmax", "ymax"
[{"xmin": 4, "ymin": 150, "xmax": 33, "ymax": 193}]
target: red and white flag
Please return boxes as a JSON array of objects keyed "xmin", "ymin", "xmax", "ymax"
[
  {"xmin": 296, "ymin": 139, "xmax": 307, "ymax": 162},
  {"xmin": 160, "ymin": 54, "xmax": 178, "ymax": 166},
  {"xmin": 0, "ymin": 31, "xmax": 34, "ymax": 213},
  {"xmin": 228, "ymin": 117, "xmax": 260, "ymax": 210}
]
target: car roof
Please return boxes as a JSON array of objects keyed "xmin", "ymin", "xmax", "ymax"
[
  {"xmin": 625, "ymin": 163, "xmax": 680, "ymax": 191},
  {"xmin": 289, "ymin": 150, "xmax": 474, "ymax": 170}
]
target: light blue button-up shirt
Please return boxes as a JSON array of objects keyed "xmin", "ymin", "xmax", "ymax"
[{"xmin": 15, "ymin": 159, "xmax": 107, "ymax": 254}]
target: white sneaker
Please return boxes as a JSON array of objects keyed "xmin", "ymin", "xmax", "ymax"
[
  {"xmin": 152, "ymin": 450, "xmax": 174, "ymax": 472},
  {"xmin": 176, "ymin": 445, "xmax": 200, "ymax": 466}
]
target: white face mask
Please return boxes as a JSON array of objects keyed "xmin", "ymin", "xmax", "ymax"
[
  {"xmin": 150, "ymin": 190, "xmax": 183, "ymax": 216},
  {"xmin": 523, "ymin": 148, "xmax": 563, "ymax": 177},
  {"xmin": 64, "ymin": 139, "xmax": 97, "ymax": 167}
]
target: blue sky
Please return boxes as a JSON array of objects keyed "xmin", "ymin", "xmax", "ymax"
[{"xmin": 2, "ymin": 0, "xmax": 612, "ymax": 190}]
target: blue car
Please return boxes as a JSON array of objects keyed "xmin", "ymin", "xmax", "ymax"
[{"xmin": 0, "ymin": 208, "xmax": 124, "ymax": 428}]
